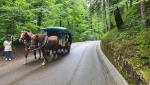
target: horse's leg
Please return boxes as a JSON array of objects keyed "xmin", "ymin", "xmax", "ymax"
[
  {"xmin": 54, "ymin": 50, "xmax": 58, "ymax": 60},
  {"xmin": 23, "ymin": 48, "xmax": 28, "ymax": 64},
  {"xmin": 38, "ymin": 49, "xmax": 42, "ymax": 60},
  {"xmin": 41, "ymin": 48, "xmax": 48, "ymax": 65},
  {"xmin": 49, "ymin": 50, "xmax": 53, "ymax": 61},
  {"xmin": 34, "ymin": 50, "xmax": 37, "ymax": 59},
  {"xmin": 48, "ymin": 50, "xmax": 53, "ymax": 60},
  {"xmin": 54, "ymin": 46, "xmax": 58, "ymax": 60}
]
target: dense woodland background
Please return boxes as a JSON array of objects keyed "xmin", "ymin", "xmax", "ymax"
[
  {"xmin": 0, "ymin": 0, "xmax": 103, "ymax": 43},
  {"xmin": 0, "ymin": 0, "xmax": 150, "ymax": 84}
]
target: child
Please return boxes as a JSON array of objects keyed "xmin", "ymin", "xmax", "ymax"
[{"xmin": 3, "ymin": 37, "xmax": 12, "ymax": 61}]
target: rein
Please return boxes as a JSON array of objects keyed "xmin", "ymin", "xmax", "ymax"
[{"xmin": 29, "ymin": 45, "xmax": 42, "ymax": 52}]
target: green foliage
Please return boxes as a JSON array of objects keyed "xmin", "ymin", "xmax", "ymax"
[{"xmin": 0, "ymin": 0, "xmax": 104, "ymax": 44}]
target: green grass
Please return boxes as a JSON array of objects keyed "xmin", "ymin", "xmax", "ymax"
[{"xmin": 144, "ymin": 70, "xmax": 150, "ymax": 82}]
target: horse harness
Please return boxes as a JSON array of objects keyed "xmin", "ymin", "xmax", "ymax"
[
  {"xmin": 29, "ymin": 35, "xmax": 49, "ymax": 52},
  {"xmin": 23, "ymin": 40, "xmax": 31, "ymax": 48}
]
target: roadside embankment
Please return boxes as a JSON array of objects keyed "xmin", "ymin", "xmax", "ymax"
[{"xmin": 101, "ymin": 28, "xmax": 150, "ymax": 85}]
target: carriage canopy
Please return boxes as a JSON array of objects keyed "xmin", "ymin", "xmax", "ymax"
[
  {"xmin": 42, "ymin": 27, "xmax": 69, "ymax": 35},
  {"xmin": 41, "ymin": 27, "xmax": 72, "ymax": 44}
]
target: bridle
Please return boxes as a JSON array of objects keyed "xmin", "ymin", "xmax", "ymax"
[
  {"xmin": 19, "ymin": 31, "xmax": 32, "ymax": 48},
  {"xmin": 19, "ymin": 32, "xmax": 26, "ymax": 42}
]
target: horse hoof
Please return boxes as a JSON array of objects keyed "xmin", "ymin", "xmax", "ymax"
[
  {"xmin": 42, "ymin": 62, "xmax": 46, "ymax": 65},
  {"xmin": 23, "ymin": 62, "xmax": 27, "ymax": 65},
  {"xmin": 54, "ymin": 55, "xmax": 58, "ymax": 60},
  {"xmin": 38, "ymin": 57, "xmax": 41, "ymax": 60}
]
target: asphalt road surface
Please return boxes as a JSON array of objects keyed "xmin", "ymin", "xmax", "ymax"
[{"xmin": 0, "ymin": 41, "xmax": 128, "ymax": 85}]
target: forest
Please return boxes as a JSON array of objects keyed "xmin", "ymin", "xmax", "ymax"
[
  {"xmin": 0, "ymin": 0, "xmax": 103, "ymax": 43},
  {"xmin": 0, "ymin": 0, "xmax": 150, "ymax": 84}
]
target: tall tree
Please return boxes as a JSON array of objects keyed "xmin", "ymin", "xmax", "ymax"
[
  {"xmin": 140, "ymin": 0, "xmax": 148, "ymax": 27},
  {"xmin": 114, "ymin": 7, "xmax": 124, "ymax": 30},
  {"xmin": 112, "ymin": 0, "xmax": 124, "ymax": 30}
]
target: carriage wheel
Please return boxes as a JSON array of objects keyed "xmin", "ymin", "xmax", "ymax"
[
  {"xmin": 64, "ymin": 48, "xmax": 68, "ymax": 54},
  {"xmin": 67, "ymin": 46, "xmax": 71, "ymax": 54}
]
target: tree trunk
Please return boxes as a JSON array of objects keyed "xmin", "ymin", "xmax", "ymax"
[
  {"xmin": 114, "ymin": 7, "xmax": 124, "ymax": 30},
  {"xmin": 71, "ymin": 20, "xmax": 74, "ymax": 34},
  {"xmin": 59, "ymin": 16, "xmax": 62, "ymax": 27},
  {"xmin": 37, "ymin": 11, "xmax": 42, "ymax": 30},
  {"xmin": 106, "ymin": 0, "xmax": 111, "ymax": 30},
  {"xmin": 102, "ymin": 0, "xmax": 108, "ymax": 32},
  {"xmin": 90, "ymin": 14, "xmax": 93, "ymax": 29},
  {"xmin": 126, "ymin": 1, "xmax": 128, "ymax": 10},
  {"xmin": 104, "ymin": 8, "xmax": 108, "ymax": 32},
  {"xmin": 109, "ymin": 14, "xmax": 114, "ymax": 29},
  {"xmin": 130, "ymin": 0, "xmax": 133, "ymax": 7},
  {"xmin": 140, "ymin": 0, "xmax": 148, "ymax": 27},
  {"xmin": 67, "ymin": 19, "xmax": 70, "ymax": 29}
]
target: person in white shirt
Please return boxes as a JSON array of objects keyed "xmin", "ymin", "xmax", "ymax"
[{"xmin": 3, "ymin": 37, "xmax": 12, "ymax": 61}]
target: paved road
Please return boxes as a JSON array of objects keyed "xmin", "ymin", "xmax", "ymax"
[{"xmin": 0, "ymin": 41, "xmax": 128, "ymax": 85}]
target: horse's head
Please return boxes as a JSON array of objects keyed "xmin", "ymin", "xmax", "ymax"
[
  {"xmin": 19, "ymin": 31, "xmax": 28, "ymax": 42},
  {"xmin": 29, "ymin": 35, "xmax": 39, "ymax": 49},
  {"xmin": 19, "ymin": 31, "xmax": 33, "ymax": 42}
]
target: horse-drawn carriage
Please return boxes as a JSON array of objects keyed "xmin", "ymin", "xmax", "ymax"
[
  {"xmin": 42, "ymin": 27, "xmax": 72, "ymax": 55},
  {"xmin": 19, "ymin": 27, "xmax": 72, "ymax": 65}
]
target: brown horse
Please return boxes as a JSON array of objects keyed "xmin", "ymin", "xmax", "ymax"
[
  {"xmin": 30, "ymin": 33, "xmax": 59, "ymax": 65},
  {"xmin": 19, "ymin": 31, "xmax": 42, "ymax": 64}
]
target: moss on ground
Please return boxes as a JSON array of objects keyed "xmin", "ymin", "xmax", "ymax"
[
  {"xmin": 102, "ymin": 27, "xmax": 150, "ymax": 82},
  {"xmin": 144, "ymin": 70, "xmax": 150, "ymax": 82}
]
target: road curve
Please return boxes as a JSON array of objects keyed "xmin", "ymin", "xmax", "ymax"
[{"xmin": 0, "ymin": 41, "xmax": 128, "ymax": 85}]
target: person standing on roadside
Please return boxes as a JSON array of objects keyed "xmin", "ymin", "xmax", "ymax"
[{"xmin": 3, "ymin": 36, "xmax": 12, "ymax": 61}]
